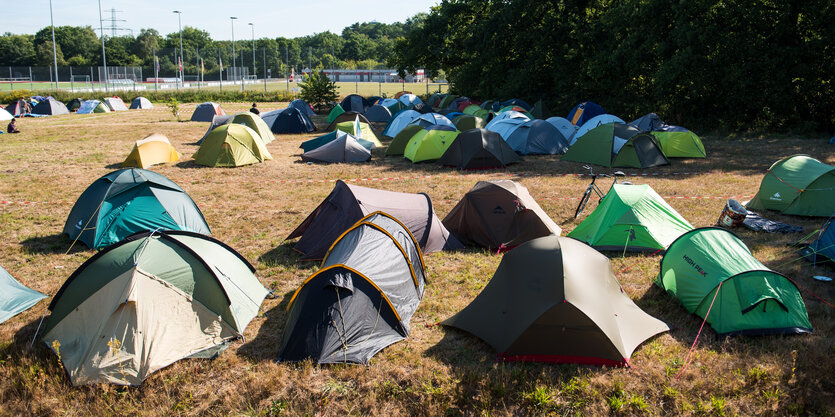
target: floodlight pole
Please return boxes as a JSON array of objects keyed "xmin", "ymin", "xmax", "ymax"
[
  {"xmin": 248, "ymin": 23, "xmax": 255, "ymax": 80},
  {"xmin": 173, "ymin": 11, "xmax": 183, "ymax": 87},
  {"xmin": 49, "ymin": 0, "xmax": 59, "ymax": 90},
  {"xmin": 230, "ymin": 17, "xmax": 237, "ymax": 84},
  {"xmin": 97, "ymin": 0, "xmax": 108, "ymax": 92}
]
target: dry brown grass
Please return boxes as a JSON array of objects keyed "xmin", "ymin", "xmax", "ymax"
[{"xmin": 0, "ymin": 103, "xmax": 833, "ymax": 416}]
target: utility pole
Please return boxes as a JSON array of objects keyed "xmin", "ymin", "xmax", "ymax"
[
  {"xmin": 173, "ymin": 11, "xmax": 184, "ymax": 87},
  {"xmin": 97, "ymin": 0, "xmax": 108, "ymax": 92},
  {"xmin": 230, "ymin": 17, "xmax": 237, "ymax": 83},
  {"xmin": 248, "ymin": 23, "xmax": 255, "ymax": 80},
  {"xmin": 49, "ymin": 0, "xmax": 59, "ymax": 90}
]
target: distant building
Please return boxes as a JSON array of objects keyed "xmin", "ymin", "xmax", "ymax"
[{"xmin": 301, "ymin": 68, "xmax": 426, "ymax": 83}]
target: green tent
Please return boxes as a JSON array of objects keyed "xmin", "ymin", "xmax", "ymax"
[
  {"xmin": 326, "ymin": 104, "xmax": 345, "ymax": 124},
  {"xmin": 63, "ymin": 169, "xmax": 211, "ymax": 249},
  {"xmin": 193, "ymin": 124, "xmax": 272, "ymax": 167},
  {"xmin": 444, "ymin": 236, "xmax": 669, "ymax": 366},
  {"xmin": 562, "ymin": 123, "xmax": 669, "ymax": 168},
  {"xmin": 746, "ymin": 155, "xmax": 835, "ymax": 217},
  {"xmin": 462, "ymin": 105, "xmax": 482, "ymax": 115},
  {"xmin": 386, "ymin": 125, "xmax": 424, "ymax": 156},
  {"xmin": 452, "ymin": 114, "xmax": 486, "ymax": 131},
  {"xmin": 657, "ymin": 227, "xmax": 812, "ymax": 336},
  {"xmin": 438, "ymin": 94, "xmax": 460, "ymax": 109},
  {"xmin": 650, "ymin": 130, "xmax": 705, "ymax": 158},
  {"xmin": 43, "ymin": 230, "xmax": 268, "ymax": 385},
  {"xmin": 568, "ymin": 184, "xmax": 693, "ymax": 252},
  {"xmin": 334, "ymin": 120, "xmax": 383, "ymax": 148},
  {"xmin": 231, "ymin": 112, "xmax": 274, "ymax": 144},
  {"xmin": 404, "ymin": 127, "xmax": 460, "ymax": 163}
]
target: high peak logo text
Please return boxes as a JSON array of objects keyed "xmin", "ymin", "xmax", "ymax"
[
  {"xmin": 683, "ymin": 254, "xmax": 708, "ymax": 277},
  {"xmin": 769, "ymin": 192, "xmax": 782, "ymax": 201}
]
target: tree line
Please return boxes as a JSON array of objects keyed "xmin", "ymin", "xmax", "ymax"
[
  {"xmin": 390, "ymin": 0, "xmax": 834, "ymax": 132},
  {"xmin": 0, "ymin": 16, "xmax": 425, "ymax": 76}
]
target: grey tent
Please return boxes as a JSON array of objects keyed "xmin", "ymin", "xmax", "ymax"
[
  {"xmin": 443, "ymin": 180, "xmax": 561, "ymax": 249},
  {"xmin": 340, "ymin": 94, "xmax": 371, "ymax": 113},
  {"xmin": 506, "ymin": 119, "xmax": 570, "ymax": 155},
  {"xmin": 444, "ymin": 236, "xmax": 669, "ymax": 366},
  {"xmin": 287, "ymin": 180, "xmax": 463, "ymax": 260},
  {"xmin": 630, "ymin": 113, "xmax": 666, "ymax": 131},
  {"xmin": 1, "ymin": 265, "xmax": 46, "ymax": 325},
  {"xmin": 326, "ymin": 111, "xmax": 375, "ymax": 131},
  {"xmin": 406, "ymin": 113, "xmax": 455, "ymax": 130},
  {"xmin": 438, "ymin": 129, "xmax": 521, "ymax": 170},
  {"xmin": 278, "ymin": 212, "xmax": 426, "ymax": 364},
  {"xmin": 197, "ymin": 115, "xmax": 234, "ymax": 144},
  {"xmin": 129, "ymin": 97, "xmax": 153, "ymax": 109},
  {"xmin": 301, "ymin": 132, "xmax": 371, "ymax": 163},
  {"xmin": 32, "ymin": 98, "xmax": 69, "ymax": 116},
  {"xmin": 190, "ymin": 102, "xmax": 225, "ymax": 122},
  {"xmin": 364, "ymin": 104, "xmax": 393, "ymax": 123},
  {"xmin": 104, "ymin": 97, "xmax": 128, "ymax": 111}
]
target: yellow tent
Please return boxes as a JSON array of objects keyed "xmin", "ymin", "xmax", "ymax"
[{"xmin": 121, "ymin": 134, "xmax": 181, "ymax": 169}]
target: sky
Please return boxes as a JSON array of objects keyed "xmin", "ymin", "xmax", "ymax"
[{"xmin": 6, "ymin": 0, "xmax": 440, "ymax": 39}]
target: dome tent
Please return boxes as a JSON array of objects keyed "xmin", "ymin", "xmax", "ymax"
[
  {"xmin": 404, "ymin": 126, "xmax": 460, "ymax": 163},
  {"xmin": 286, "ymin": 180, "xmax": 463, "ymax": 260},
  {"xmin": 263, "ymin": 107, "xmax": 316, "ymax": 134},
  {"xmin": 301, "ymin": 132, "xmax": 371, "ymax": 163},
  {"xmin": 746, "ymin": 155, "xmax": 835, "ymax": 217},
  {"xmin": 452, "ymin": 114, "xmax": 486, "ymax": 131},
  {"xmin": 567, "ymin": 101, "xmax": 605, "ymax": 126},
  {"xmin": 562, "ymin": 122, "xmax": 669, "ymax": 168},
  {"xmin": 77, "ymin": 100, "xmax": 110, "ymax": 114},
  {"xmin": 382, "ymin": 109, "xmax": 422, "ymax": 138},
  {"xmin": 300, "ymin": 130, "xmax": 375, "ymax": 153},
  {"xmin": 278, "ymin": 212, "xmax": 426, "ymax": 364},
  {"xmin": 326, "ymin": 111, "xmax": 375, "ymax": 131},
  {"xmin": 657, "ymin": 228, "xmax": 812, "ymax": 336},
  {"xmin": 289, "ymin": 99, "xmax": 315, "ymax": 116},
  {"xmin": 443, "ymin": 180, "xmax": 560, "ymax": 249},
  {"xmin": 406, "ymin": 113, "xmax": 455, "ymax": 130},
  {"xmin": 192, "ymin": 124, "xmax": 272, "ymax": 167},
  {"xmin": 63, "ymin": 169, "xmax": 211, "ymax": 249},
  {"xmin": 43, "ymin": 230, "xmax": 268, "ymax": 385},
  {"xmin": 190, "ymin": 102, "xmax": 225, "ymax": 122},
  {"xmin": 340, "ymin": 94, "xmax": 372, "ymax": 113},
  {"xmin": 799, "ymin": 216, "xmax": 835, "ymax": 267},
  {"xmin": 197, "ymin": 115, "xmax": 234, "ymax": 144},
  {"xmin": 505, "ymin": 119, "xmax": 570, "ymax": 155},
  {"xmin": 121, "ymin": 134, "xmax": 181, "ymax": 169},
  {"xmin": 326, "ymin": 104, "xmax": 345, "ymax": 123},
  {"xmin": 444, "ymin": 236, "xmax": 669, "ymax": 366},
  {"xmin": 66, "ymin": 98, "xmax": 83, "ymax": 112},
  {"xmin": 0, "ymin": 264, "xmax": 46, "ymax": 325},
  {"xmin": 629, "ymin": 113, "xmax": 705, "ymax": 158},
  {"xmin": 129, "ymin": 97, "xmax": 153, "ymax": 109},
  {"xmin": 32, "ymin": 98, "xmax": 69, "ymax": 115},
  {"xmin": 230, "ymin": 112, "xmax": 274, "ymax": 144},
  {"xmin": 385, "ymin": 124, "xmax": 425, "ymax": 156},
  {"xmin": 334, "ymin": 119, "xmax": 383, "ymax": 148},
  {"xmin": 438, "ymin": 128, "xmax": 520, "ymax": 170},
  {"xmin": 572, "ymin": 114, "xmax": 625, "ymax": 145},
  {"xmin": 364, "ymin": 104, "xmax": 393, "ymax": 123},
  {"xmin": 567, "ymin": 184, "xmax": 693, "ymax": 252},
  {"xmin": 103, "ymin": 97, "xmax": 128, "ymax": 111},
  {"xmin": 0, "ymin": 107, "xmax": 12, "ymax": 121}
]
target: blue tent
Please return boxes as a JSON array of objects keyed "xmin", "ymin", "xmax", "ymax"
[
  {"xmin": 499, "ymin": 98, "xmax": 532, "ymax": 111},
  {"xmin": 567, "ymin": 101, "xmax": 605, "ymax": 126},
  {"xmin": 506, "ymin": 119, "xmax": 570, "ymax": 155},
  {"xmin": 289, "ymin": 99, "xmax": 315, "ymax": 116},
  {"xmin": 0, "ymin": 265, "xmax": 46, "ymax": 325},
  {"xmin": 340, "ymin": 94, "xmax": 371, "ymax": 113},
  {"xmin": 801, "ymin": 217, "xmax": 835, "ymax": 267},
  {"xmin": 265, "ymin": 107, "xmax": 316, "ymax": 134}
]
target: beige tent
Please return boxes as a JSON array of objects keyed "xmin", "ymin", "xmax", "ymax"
[{"xmin": 121, "ymin": 134, "xmax": 181, "ymax": 168}]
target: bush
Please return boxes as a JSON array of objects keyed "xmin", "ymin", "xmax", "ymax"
[{"xmin": 299, "ymin": 68, "xmax": 338, "ymax": 113}]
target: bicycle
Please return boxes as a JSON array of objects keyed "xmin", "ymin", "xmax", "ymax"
[{"xmin": 573, "ymin": 165, "xmax": 629, "ymax": 218}]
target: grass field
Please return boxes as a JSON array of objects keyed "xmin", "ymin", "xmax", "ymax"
[
  {"xmin": 0, "ymin": 80, "xmax": 449, "ymax": 98},
  {"xmin": 0, "ymin": 103, "xmax": 833, "ymax": 416}
]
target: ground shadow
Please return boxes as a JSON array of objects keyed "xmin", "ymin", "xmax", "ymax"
[
  {"xmin": 104, "ymin": 162, "xmax": 123, "ymax": 170},
  {"xmin": 258, "ymin": 241, "xmax": 316, "ymax": 269},
  {"xmin": 236, "ymin": 290, "xmax": 295, "ymax": 361},
  {"xmin": 20, "ymin": 233, "xmax": 88, "ymax": 255},
  {"xmin": 174, "ymin": 160, "xmax": 209, "ymax": 169}
]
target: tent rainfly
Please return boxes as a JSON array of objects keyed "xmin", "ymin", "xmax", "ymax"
[
  {"xmin": 657, "ymin": 227, "xmax": 812, "ymax": 336},
  {"xmin": 286, "ymin": 180, "xmax": 463, "ymax": 260},
  {"xmin": 193, "ymin": 124, "xmax": 272, "ymax": 167},
  {"xmin": 32, "ymin": 98, "xmax": 69, "ymax": 116},
  {"xmin": 190, "ymin": 102, "xmax": 225, "ymax": 122},
  {"xmin": 334, "ymin": 119, "xmax": 382, "ymax": 147},
  {"xmin": 43, "ymin": 230, "xmax": 268, "ymax": 385},
  {"xmin": 278, "ymin": 212, "xmax": 426, "ymax": 364},
  {"xmin": 444, "ymin": 236, "xmax": 669, "ymax": 366},
  {"xmin": 76, "ymin": 100, "xmax": 110, "ymax": 114},
  {"xmin": 567, "ymin": 101, "xmax": 605, "ymax": 126},
  {"xmin": 301, "ymin": 132, "xmax": 371, "ymax": 163},
  {"xmin": 231, "ymin": 112, "xmax": 274, "ymax": 144},
  {"xmin": 443, "ymin": 180, "xmax": 560, "ymax": 249},
  {"xmin": 0, "ymin": 265, "xmax": 46, "ymax": 325},
  {"xmin": 103, "ymin": 97, "xmax": 128, "ymax": 111},
  {"xmin": 572, "ymin": 114, "xmax": 626, "ymax": 145},
  {"xmin": 438, "ymin": 129, "xmax": 520, "ymax": 170},
  {"xmin": 562, "ymin": 122, "xmax": 669, "ymax": 168},
  {"xmin": 506, "ymin": 119, "xmax": 570, "ymax": 155},
  {"xmin": 63, "ymin": 168, "xmax": 211, "ymax": 249},
  {"xmin": 129, "ymin": 97, "xmax": 153, "ymax": 109},
  {"xmin": 746, "ymin": 155, "xmax": 835, "ymax": 217},
  {"xmin": 326, "ymin": 111, "xmax": 375, "ymax": 131},
  {"xmin": 263, "ymin": 107, "xmax": 316, "ymax": 134},
  {"xmin": 364, "ymin": 104, "xmax": 393, "ymax": 123},
  {"xmin": 0, "ymin": 107, "xmax": 14, "ymax": 121},
  {"xmin": 289, "ymin": 99, "xmax": 315, "ymax": 116},
  {"xmin": 404, "ymin": 126, "xmax": 460, "ymax": 163},
  {"xmin": 301, "ymin": 130, "xmax": 375, "ymax": 153},
  {"xmin": 382, "ymin": 109, "xmax": 422, "ymax": 138},
  {"xmin": 340, "ymin": 94, "xmax": 372, "ymax": 113},
  {"xmin": 326, "ymin": 104, "xmax": 346, "ymax": 124},
  {"xmin": 121, "ymin": 134, "xmax": 181, "ymax": 169}
]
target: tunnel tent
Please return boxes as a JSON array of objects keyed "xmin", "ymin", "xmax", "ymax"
[
  {"xmin": 567, "ymin": 101, "xmax": 605, "ymax": 126},
  {"xmin": 443, "ymin": 180, "xmax": 560, "ymax": 249},
  {"xmin": 301, "ymin": 132, "xmax": 372, "ymax": 163},
  {"xmin": 77, "ymin": 99, "xmax": 110, "ymax": 114},
  {"xmin": 438, "ymin": 128, "xmax": 521, "ymax": 170},
  {"xmin": 279, "ymin": 212, "xmax": 426, "ymax": 364},
  {"xmin": 129, "ymin": 97, "xmax": 153, "ymax": 109},
  {"xmin": 562, "ymin": 123, "xmax": 669, "ymax": 168},
  {"xmin": 190, "ymin": 102, "xmax": 225, "ymax": 122},
  {"xmin": 193, "ymin": 124, "xmax": 272, "ymax": 167},
  {"xmin": 506, "ymin": 119, "xmax": 570, "ymax": 155},
  {"xmin": 63, "ymin": 168, "xmax": 211, "ymax": 249},
  {"xmin": 657, "ymin": 227, "xmax": 812, "ymax": 336},
  {"xmin": 567, "ymin": 184, "xmax": 694, "ymax": 252},
  {"xmin": 746, "ymin": 155, "xmax": 835, "ymax": 217},
  {"xmin": 121, "ymin": 134, "xmax": 181, "ymax": 169},
  {"xmin": 444, "ymin": 236, "xmax": 669, "ymax": 366},
  {"xmin": 286, "ymin": 180, "xmax": 463, "ymax": 260},
  {"xmin": 0, "ymin": 264, "xmax": 46, "ymax": 325},
  {"xmin": 43, "ymin": 230, "xmax": 268, "ymax": 385}
]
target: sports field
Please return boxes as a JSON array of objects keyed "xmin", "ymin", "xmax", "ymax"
[{"xmin": 0, "ymin": 103, "xmax": 832, "ymax": 415}]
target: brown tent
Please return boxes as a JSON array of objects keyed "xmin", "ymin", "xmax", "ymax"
[
  {"xmin": 443, "ymin": 180, "xmax": 560, "ymax": 249},
  {"xmin": 286, "ymin": 180, "xmax": 463, "ymax": 260},
  {"xmin": 444, "ymin": 236, "xmax": 669, "ymax": 366}
]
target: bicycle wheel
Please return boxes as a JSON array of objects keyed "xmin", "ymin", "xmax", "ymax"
[{"xmin": 574, "ymin": 188, "xmax": 593, "ymax": 218}]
